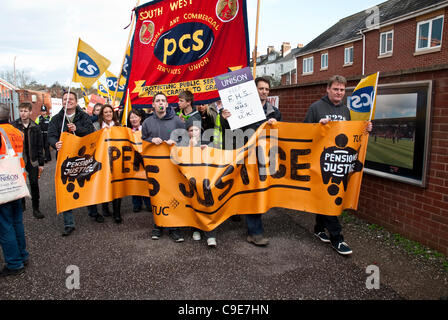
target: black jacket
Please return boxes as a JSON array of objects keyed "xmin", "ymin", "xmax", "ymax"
[
  {"xmin": 220, "ymin": 101, "xmax": 282, "ymax": 149},
  {"xmin": 48, "ymin": 106, "xmax": 94, "ymax": 149},
  {"xmin": 12, "ymin": 119, "xmax": 44, "ymax": 167}
]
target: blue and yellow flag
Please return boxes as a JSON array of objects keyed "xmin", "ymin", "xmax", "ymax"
[
  {"xmin": 105, "ymin": 70, "xmax": 125, "ymax": 100},
  {"xmin": 348, "ymin": 72, "xmax": 379, "ymax": 121},
  {"xmin": 80, "ymin": 84, "xmax": 90, "ymax": 106},
  {"xmin": 72, "ymin": 38, "xmax": 111, "ymax": 89},
  {"xmin": 97, "ymin": 81, "xmax": 109, "ymax": 99}
]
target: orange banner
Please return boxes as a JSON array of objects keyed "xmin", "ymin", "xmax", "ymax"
[{"xmin": 55, "ymin": 122, "xmax": 369, "ymax": 231}]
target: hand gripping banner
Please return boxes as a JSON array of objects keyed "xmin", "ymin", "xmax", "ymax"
[
  {"xmin": 126, "ymin": 0, "xmax": 250, "ymax": 107},
  {"xmin": 55, "ymin": 122, "xmax": 370, "ymax": 231}
]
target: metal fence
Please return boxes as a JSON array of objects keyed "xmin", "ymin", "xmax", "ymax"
[{"xmin": 0, "ymin": 89, "xmax": 19, "ymax": 122}]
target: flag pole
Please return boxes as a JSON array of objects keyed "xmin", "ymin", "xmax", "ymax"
[
  {"xmin": 113, "ymin": 0, "xmax": 140, "ymax": 103},
  {"xmin": 369, "ymin": 72, "xmax": 380, "ymax": 121},
  {"xmin": 252, "ymin": 0, "xmax": 261, "ymax": 79},
  {"xmin": 60, "ymin": 38, "xmax": 80, "ymax": 137}
]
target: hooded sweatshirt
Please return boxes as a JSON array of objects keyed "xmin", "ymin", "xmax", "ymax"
[
  {"xmin": 141, "ymin": 106, "xmax": 186, "ymax": 142},
  {"xmin": 304, "ymin": 95, "xmax": 351, "ymax": 123}
]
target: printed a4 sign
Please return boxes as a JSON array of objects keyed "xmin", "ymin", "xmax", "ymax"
[{"xmin": 126, "ymin": 0, "xmax": 250, "ymax": 107}]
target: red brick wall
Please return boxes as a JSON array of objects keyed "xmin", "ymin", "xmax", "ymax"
[
  {"xmin": 271, "ymin": 69, "xmax": 448, "ymax": 256},
  {"xmin": 17, "ymin": 90, "xmax": 52, "ymax": 121}
]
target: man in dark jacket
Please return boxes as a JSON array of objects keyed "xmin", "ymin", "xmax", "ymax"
[
  {"xmin": 48, "ymin": 91, "xmax": 104, "ymax": 236},
  {"xmin": 12, "ymin": 102, "xmax": 45, "ymax": 219},
  {"xmin": 35, "ymin": 105, "xmax": 52, "ymax": 162},
  {"xmin": 220, "ymin": 77, "xmax": 282, "ymax": 247}
]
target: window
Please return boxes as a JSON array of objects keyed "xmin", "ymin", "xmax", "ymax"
[
  {"xmin": 303, "ymin": 56, "xmax": 313, "ymax": 74},
  {"xmin": 321, "ymin": 53, "xmax": 328, "ymax": 69},
  {"xmin": 380, "ymin": 30, "xmax": 393, "ymax": 55},
  {"xmin": 344, "ymin": 46, "xmax": 354, "ymax": 65},
  {"xmin": 416, "ymin": 15, "xmax": 444, "ymax": 51}
]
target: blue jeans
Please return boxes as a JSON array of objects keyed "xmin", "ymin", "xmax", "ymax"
[
  {"xmin": 132, "ymin": 196, "xmax": 151, "ymax": 209},
  {"xmin": 62, "ymin": 210, "xmax": 75, "ymax": 228},
  {"xmin": 246, "ymin": 214, "xmax": 263, "ymax": 236},
  {"xmin": 0, "ymin": 199, "xmax": 29, "ymax": 269}
]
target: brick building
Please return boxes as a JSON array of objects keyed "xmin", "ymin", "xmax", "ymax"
[
  {"xmin": 17, "ymin": 89, "xmax": 52, "ymax": 121},
  {"xmin": 272, "ymin": 0, "xmax": 448, "ymax": 255}
]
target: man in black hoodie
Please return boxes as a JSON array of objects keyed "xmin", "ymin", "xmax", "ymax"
[
  {"xmin": 304, "ymin": 75, "xmax": 372, "ymax": 256},
  {"xmin": 48, "ymin": 91, "xmax": 104, "ymax": 236},
  {"xmin": 142, "ymin": 92, "xmax": 186, "ymax": 243}
]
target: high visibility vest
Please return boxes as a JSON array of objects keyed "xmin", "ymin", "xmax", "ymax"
[
  {"xmin": 0, "ymin": 124, "xmax": 26, "ymax": 179},
  {"xmin": 213, "ymin": 114, "xmax": 223, "ymax": 149}
]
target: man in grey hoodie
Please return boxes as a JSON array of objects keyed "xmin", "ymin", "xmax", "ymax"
[{"xmin": 142, "ymin": 92, "xmax": 186, "ymax": 243}]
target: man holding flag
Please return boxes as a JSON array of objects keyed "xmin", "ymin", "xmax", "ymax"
[
  {"xmin": 304, "ymin": 75, "xmax": 373, "ymax": 255},
  {"xmin": 48, "ymin": 38, "xmax": 111, "ymax": 236}
]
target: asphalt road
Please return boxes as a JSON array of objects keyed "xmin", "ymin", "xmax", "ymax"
[{"xmin": 1, "ymin": 149, "xmax": 447, "ymax": 302}]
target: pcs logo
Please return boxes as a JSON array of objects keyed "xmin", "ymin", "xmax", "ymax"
[
  {"xmin": 154, "ymin": 22, "xmax": 214, "ymax": 65},
  {"xmin": 347, "ymin": 86, "xmax": 374, "ymax": 114},
  {"xmin": 76, "ymin": 52, "xmax": 100, "ymax": 78},
  {"xmin": 60, "ymin": 146, "xmax": 102, "ymax": 200},
  {"xmin": 320, "ymin": 134, "xmax": 363, "ymax": 206}
]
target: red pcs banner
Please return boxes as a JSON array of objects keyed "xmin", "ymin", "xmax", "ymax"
[{"xmin": 127, "ymin": 0, "xmax": 250, "ymax": 106}]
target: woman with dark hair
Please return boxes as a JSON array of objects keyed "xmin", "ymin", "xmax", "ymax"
[
  {"xmin": 93, "ymin": 104, "xmax": 123, "ymax": 223},
  {"xmin": 127, "ymin": 109, "xmax": 151, "ymax": 212}
]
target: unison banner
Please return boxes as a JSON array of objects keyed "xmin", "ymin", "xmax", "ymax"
[
  {"xmin": 55, "ymin": 122, "xmax": 369, "ymax": 231},
  {"xmin": 126, "ymin": 0, "xmax": 250, "ymax": 106}
]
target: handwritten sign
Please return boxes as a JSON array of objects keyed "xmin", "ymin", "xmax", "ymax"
[{"xmin": 214, "ymin": 67, "xmax": 266, "ymax": 130}]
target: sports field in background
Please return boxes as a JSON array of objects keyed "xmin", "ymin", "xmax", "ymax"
[{"xmin": 366, "ymin": 136, "xmax": 414, "ymax": 169}]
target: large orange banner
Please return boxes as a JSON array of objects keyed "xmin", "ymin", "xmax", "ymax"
[{"xmin": 55, "ymin": 122, "xmax": 369, "ymax": 231}]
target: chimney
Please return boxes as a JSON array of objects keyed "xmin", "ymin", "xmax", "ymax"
[
  {"xmin": 297, "ymin": 43, "xmax": 304, "ymax": 48},
  {"xmin": 281, "ymin": 42, "xmax": 291, "ymax": 57},
  {"xmin": 267, "ymin": 45, "xmax": 275, "ymax": 55}
]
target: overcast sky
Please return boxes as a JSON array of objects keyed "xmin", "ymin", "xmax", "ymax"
[{"xmin": 0, "ymin": 0, "xmax": 383, "ymax": 87}]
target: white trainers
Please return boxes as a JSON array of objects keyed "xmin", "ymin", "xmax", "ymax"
[
  {"xmin": 207, "ymin": 237, "xmax": 217, "ymax": 247},
  {"xmin": 192, "ymin": 231, "xmax": 201, "ymax": 241}
]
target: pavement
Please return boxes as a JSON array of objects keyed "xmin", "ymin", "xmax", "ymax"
[{"xmin": 1, "ymin": 149, "xmax": 447, "ymax": 301}]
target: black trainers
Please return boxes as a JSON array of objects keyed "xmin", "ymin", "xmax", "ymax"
[
  {"xmin": 0, "ymin": 266, "xmax": 25, "ymax": 277},
  {"xmin": 32, "ymin": 209, "xmax": 45, "ymax": 219},
  {"xmin": 94, "ymin": 214, "xmax": 105, "ymax": 223},
  {"xmin": 332, "ymin": 241, "xmax": 353, "ymax": 255},
  {"xmin": 151, "ymin": 228, "xmax": 163, "ymax": 240},
  {"xmin": 62, "ymin": 226, "xmax": 75, "ymax": 237},
  {"xmin": 169, "ymin": 229, "xmax": 184, "ymax": 243},
  {"xmin": 314, "ymin": 231, "xmax": 331, "ymax": 243}
]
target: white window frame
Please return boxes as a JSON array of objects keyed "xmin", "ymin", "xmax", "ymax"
[
  {"xmin": 416, "ymin": 15, "xmax": 444, "ymax": 51},
  {"xmin": 302, "ymin": 56, "xmax": 314, "ymax": 74},
  {"xmin": 379, "ymin": 30, "xmax": 394, "ymax": 55},
  {"xmin": 344, "ymin": 46, "xmax": 354, "ymax": 65},
  {"xmin": 321, "ymin": 53, "xmax": 328, "ymax": 70}
]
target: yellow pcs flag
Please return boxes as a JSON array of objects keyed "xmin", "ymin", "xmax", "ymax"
[
  {"xmin": 105, "ymin": 70, "xmax": 125, "ymax": 100},
  {"xmin": 80, "ymin": 84, "xmax": 90, "ymax": 106},
  {"xmin": 72, "ymin": 38, "xmax": 111, "ymax": 89},
  {"xmin": 97, "ymin": 81, "xmax": 110, "ymax": 99},
  {"xmin": 348, "ymin": 72, "xmax": 379, "ymax": 121}
]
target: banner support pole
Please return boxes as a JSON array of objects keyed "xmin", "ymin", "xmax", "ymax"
[
  {"xmin": 113, "ymin": 0, "xmax": 140, "ymax": 104},
  {"xmin": 252, "ymin": 0, "xmax": 261, "ymax": 79}
]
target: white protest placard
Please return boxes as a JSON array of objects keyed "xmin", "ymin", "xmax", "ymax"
[
  {"xmin": 214, "ymin": 67, "xmax": 265, "ymax": 130},
  {"xmin": 51, "ymin": 98, "xmax": 63, "ymax": 117}
]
